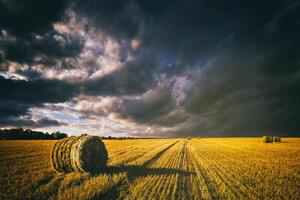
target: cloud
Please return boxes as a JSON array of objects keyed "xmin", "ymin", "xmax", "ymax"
[
  {"xmin": 0, "ymin": 31, "xmax": 83, "ymax": 65},
  {"xmin": 0, "ymin": 76, "xmax": 78, "ymax": 104},
  {"xmin": 82, "ymin": 54, "xmax": 157, "ymax": 96},
  {"xmin": 0, "ymin": 116, "xmax": 65, "ymax": 128},
  {"xmin": 117, "ymin": 81, "xmax": 175, "ymax": 124},
  {"xmin": 73, "ymin": 0, "xmax": 144, "ymax": 40},
  {"xmin": 0, "ymin": 100, "xmax": 29, "ymax": 118},
  {"xmin": 0, "ymin": 0, "xmax": 300, "ymax": 137},
  {"xmin": 0, "ymin": 0, "xmax": 67, "ymax": 34},
  {"xmin": 0, "ymin": 76, "xmax": 78, "ymax": 127},
  {"xmin": 168, "ymin": 47, "xmax": 300, "ymax": 137},
  {"xmin": 73, "ymin": 0, "xmax": 296, "ymax": 63}
]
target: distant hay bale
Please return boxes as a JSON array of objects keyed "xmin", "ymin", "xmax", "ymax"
[
  {"xmin": 273, "ymin": 136, "xmax": 281, "ymax": 142},
  {"xmin": 263, "ymin": 136, "xmax": 273, "ymax": 143},
  {"xmin": 50, "ymin": 135, "xmax": 108, "ymax": 173}
]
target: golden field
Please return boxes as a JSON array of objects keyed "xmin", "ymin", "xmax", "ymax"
[{"xmin": 0, "ymin": 138, "xmax": 300, "ymax": 200}]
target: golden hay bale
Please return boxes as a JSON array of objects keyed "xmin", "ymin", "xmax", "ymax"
[
  {"xmin": 60, "ymin": 136, "xmax": 78, "ymax": 172},
  {"xmin": 50, "ymin": 138, "xmax": 66, "ymax": 172},
  {"xmin": 263, "ymin": 136, "xmax": 273, "ymax": 143},
  {"xmin": 71, "ymin": 136, "xmax": 108, "ymax": 173},
  {"xmin": 50, "ymin": 135, "xmax": 108, "ymax": 173},
  {"xmin": 50, "ymin": 136, "xmax": 79, "ymax": 173},
  {"xmin": 273, "ymin": 136, "xmax": 281, "ymax": 142}
]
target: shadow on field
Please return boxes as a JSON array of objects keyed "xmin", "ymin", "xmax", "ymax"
[
  {"xmin": 22, "ymin": 140, "xmax": 188, "ymax": 199},
  {"xmin": 95, "ymin": 165, "xmax": 193, "ymax": 180},
  {"xmin": 92, "ymin": 140, "xmax": 191, "ymax": 179},
  {"xmin": 93, "ymin": 165, "xmax": 193, "ymax": 200},
  {"xmin": 93, "ymin": 140, "xmax": 192, "ymax": 180},
  {"xmin": 26, "ymin": 166, "xmax": 193, "ymax": 200}
]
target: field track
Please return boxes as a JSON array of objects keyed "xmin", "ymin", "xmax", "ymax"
[{"xmin": 1, "ymin": 138, "xmax": 300, "ymax": 200}]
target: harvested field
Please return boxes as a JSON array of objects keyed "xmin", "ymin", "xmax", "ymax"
[{"xmin": 0, "ymin": 138, "xmax": 300, "ymax": 200}]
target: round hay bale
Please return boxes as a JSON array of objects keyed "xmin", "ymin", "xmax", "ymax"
[
  {"xmin": 50, "ymin": 136, "xmax": 77, "ymax": 173},
  {"xmin": 50, "ymin": 139, "xmax": 61, "ymax": 171},
  {"xmin": 71, "ymin": 136, "xmax": 108, "ymax": 173},
  {"xmin": 63, "ymin": 136, "xmax": 79, "ymax": 172},
  {"xmin": 57, "ymin": 137, "xmax": 71, "ymax": 172},
  {"xmin": 59, "ymin": 136, "xmax": 78, "ymax": 172},
  {"xmin": 50, "ymin": 135, "xmax": 108, "ymax": 173},
  {"xmin": 273, "ymin": 136, "xmax": 281, "ymax": 142},
  {"xmin": 50, "ymin": 138, "xmax": 66, "ymax": 172},
  {"xmin": 263, "ymin": 136, "xmax": 273, "ymax": 143}
]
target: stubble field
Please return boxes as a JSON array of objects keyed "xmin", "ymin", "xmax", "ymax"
[{"xmin": 0, "ymin": 138, "xmax": 300, "ymax": 200}]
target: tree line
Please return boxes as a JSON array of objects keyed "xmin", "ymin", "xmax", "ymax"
[{"xmin": 0, "ymin": 128, "xmax": 68, "ymax": 140}]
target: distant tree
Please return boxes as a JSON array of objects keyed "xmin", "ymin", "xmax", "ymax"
[{"xmin": 0, "ymin": 128, "xmax": 68, "ymax": 140}]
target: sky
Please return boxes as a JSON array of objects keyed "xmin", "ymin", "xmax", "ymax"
[{"xmin": 0, "ymin": 0, "xmax": 300, "ymax": 137}]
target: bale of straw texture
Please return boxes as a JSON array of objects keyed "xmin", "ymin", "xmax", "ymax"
[
  {"xmin": 71, "ymin": 136, "xmax": 108, "ymax": 173},
  {"xmin": 273, "ymin": 136, "xmax": 281, "ymax": 142},
  {"xmin": 263, "ymin": 136, "xmax": 273, "ymax": 143},
  {"xmin": 50, "ymin": 136, "xmax": 108, "ymax": 173},
  {"xmin": 50, "ymin": 137, "xmax": 73, "ymax": 173}
]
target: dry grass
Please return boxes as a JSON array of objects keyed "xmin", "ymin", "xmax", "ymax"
[
  {"xmin": 0, "ymin": 138, "xmax": 300, "ymax": 200},
  {"xmin": 51, "ymin": 136, "xmax": 108, "ymax": 173}
]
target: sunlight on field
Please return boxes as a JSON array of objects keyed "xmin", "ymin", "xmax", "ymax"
[{"xmin": 0, "ymin": 138, "xmax": 300, "ymax": 200}]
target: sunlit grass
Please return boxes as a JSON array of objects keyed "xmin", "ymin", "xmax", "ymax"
[{"xmin": 0, "ymin": 138, "xmax": 299, "ymax": 200}]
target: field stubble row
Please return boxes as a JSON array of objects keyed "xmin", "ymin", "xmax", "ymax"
[{"xmin": 0, "ymin": 138, "xmax": 300, "ymax": 200}]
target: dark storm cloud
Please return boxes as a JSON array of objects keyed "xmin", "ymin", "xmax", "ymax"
[
  {"xmin": 0, "ymin": 0, "xmax": 300, "ymax": 136},
  {"xmin": 0, "ymin": 76, "xmax": 78, "ymax": 104},
  {"xmin": 118, "ymin": 83, "xmax": 175, "ymax": 124},
  {"xmin": 72, "ymin": 0, "xmax": 300, "ymax": 136},
  {"xmin": 0, "ymin": 55, "xmax": 155, "ymax": 127},
  {"xmin": 73, "ymin": 0, "xmax": 145, "ymax": 39},
  {"xmin": 0, "ymin": 117, "xmax": 65, "ymax": 128},
  {"xmin": 0, "ymin": 32, "xmax": 83, "ymax": 65},
  {"xmin": 0, "ymin": 76, "xmax": 77, "ymax": 127},
  {"xmin": 82, "ymin": 54, "xmax": 156, "ymax": 96},
  {"xmin": 73, "ymin": 0, "xmax": 296, "ymax": 62},
  {"xmin": 0, "ymin": 100, "xmax": 29, "ymax": 118},
  {"xmin": 0, "ymin": 0, "xmax": 67, "ymax": 35},
  {"xmin": 174, "ymin": 46, "xmax": 300, "ymax": 137},
  {"xmin": 0, "ymin": 0, "xmax": 83, "ymax": 72}
]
